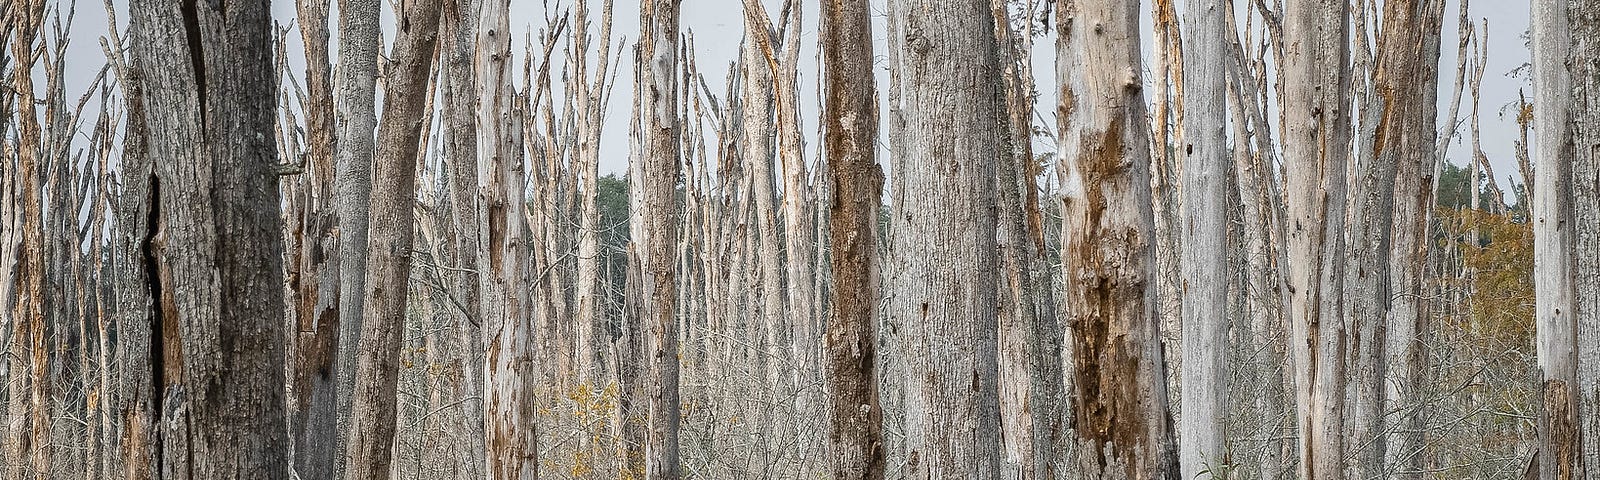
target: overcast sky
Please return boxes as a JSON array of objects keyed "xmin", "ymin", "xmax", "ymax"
[{"xmin": 64, "ymin": 0, "xmax": 1533, "ymax": 188}]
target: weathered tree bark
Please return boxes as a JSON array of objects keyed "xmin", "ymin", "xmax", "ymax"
[
  {"xmin": 1178, "ymin": 0, "xmax": 1229, "ymax": 476},
  {"xmin": 887, "ymin": 0, "xmax": 1004, "ymax": 477},
  {"xmin": 1378, "ymin": 2, "xmax": 1444, "ymax": 476},
  {"xmin": 738, "ymin": 1, "xmax": 788, "ymax": 433},
  {"xmin": 574, "ymin": 0, "xmax": 616, "ymax": 385},
  {"xmin": 341, "ymin": 0, "xmax": 442, "ymax": 478},
  {"xmin": 1279, "ymin": 0, "xmax": 1354, "ymax": 478},
  {"xmin": 1572, "ymin": 0, "xmax": 1600, "ymax": 473},
  {"xmin": 332, "ymin": 0, "xmax": 382, "ymax": 473},
  {"xmin": 639, "ymin": 1, "xmax": 683, "ymax": 478},
  {"xmin": 821, "ymin": 0, "xmax": 885, "ymax": 478},
  {"xmin": 474, "ymin": 0, "xmax": 537, "ymax": 477},
  {"xmin": 287, "ymin": 0, "xmax": 344, "ymax": 477},
  {"xmin": 1056, "ymin": 0, "xmax": 1180, "ymax": 477},
  {"xmin": 438, "ymin": 0, "xmax": 487, "ymax": 476},
  {"xmin": 128, "ymin": 0, "xmax": 290, "ymax": 477},
  {"xmin": 617, "ymin": 56, "xmax": 650, "ymax": 476},
  {"xmin": 1532, "ymin": 0, "xmax": 1580, "ymax": 477},
  {"xmin": 4, "ymin": 1, "xmax": 51, "ymax": 476},
  {"xmin": 991, "ymin": 1, "xmax": 1064, "ymax": 477},
  {"xmin": 99, "ymin": 14, "xmax": 160, "ymax": 476},
  {"xmin": 1345, "ymin": 3, "xmax": 1379, "ymax": 475}
]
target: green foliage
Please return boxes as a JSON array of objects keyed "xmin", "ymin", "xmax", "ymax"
[
  {"xmin": 597, "ymin": 173, "xmax": 631, "ymax": 243},
  {"xmin": 1436, "ymin": 161, "xmax": 1495, "ymax": 211}
]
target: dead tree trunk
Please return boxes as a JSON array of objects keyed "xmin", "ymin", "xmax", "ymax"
[
  {"xmin": 1280, "ymin": 0, "xmax": 1355, "ymax": 477},
  {"xmin": 1572, "ymin": 0, "xmax": 1600, "ymax": 473},
  {"xmin": 438, "ymin": 0, "xmax": 487, "ymax": 475},
  {"xmin": 1532, "ymin": 0, "xmax": 1579, "ymax": 477},
  {"xmin": 887, "ymin": 0, "xmax": 1004, "ymax": 476},
  {"xmin": 991, "ymin": 1, "xmax": 1064, "ymax": 477},
  {"xmin": 1178, "ymin": 0, "xmax": 1229, "ymax": 475},
  {"xmin": 574, "ymin": 0, "xmax": 616, "ymax": 385},
  {"xmin": 4, "ymin": 1, "xmax": 51, "ymax": 476},
  {"xmin": 1056, "ymin": 0, "xmax": 1180, "ymax": 477},
  {"xmin": 340, "ymin": 0, "xmax": 442, "ymax": 478},
  {"xmin": 101, "ymin": 14, "xmax": 159, "ymax": 477},
  {"xmin": 331, "ymin": 0, "xmax": 383, "ymax": 470},
  {"xmin": 1378, "ymin": 2, "xmax": 1444, "ymax": 476},
  {"xmin": 287, "ymin": 0, "xmax": 344, "ymax": 477},
  {"xmin": 821, "ymin": 0, "xmax": 885, "ymax": 478},
  {"xmin": 128, "ymin": 0, "xmax": 290, "ymax": 476},
  {"xmin": 639, "ymin": 1, "xmax": 683, "ymax": 478}
]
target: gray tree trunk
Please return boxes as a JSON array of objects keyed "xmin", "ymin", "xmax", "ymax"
[
  {"xmin": 340, "ymin": 0, "xmax": 442, "ymax": 478},
  {"xmin": 573, "ymin": 0, "xmax": 615, "ymax": 385},
  {"xmin": 887, "ymin": 0, "xmax": 1005, "ymax": 477},
  {"xmin": 1380, "ymin": 2, "xmax": 1444, "ymax": 476},
  {"xmin": 129, "ymin": 0, "xmax": 290, "ymax": 476},
  {"xmin": 1532, "ymin": 0, "xmax": 1580, "ymax": 477},
  {"xmin": 102, "ymin": 25, "xmax": 158, "ymax": 478},
  {"xmin": 1571, "ymin": 0, "xmax": 1600, "ymax": 474},
  {"xmin": 991, "ymin": 1, "xmax": 1063, "ymax": 477},
  {"xmin": 438, "ymin": 0, "xmax": 487, "ymax": 475},
  {"xmin": 1178, "ymin": 0, "xmax": 1229, "ymax": 476},
  {"xmin": 1342, "ymin": 2, "xmax": 1395, "ymax": 476},
  {"xmin": 1279, "ymin": 0, "xmax": 1355, "ymax": 478},
  {"xmin": 739, "ymin": 3, "xmax": 787, "ymax": 430},
  {"xmin": 332, "ymin": 0, "xmax": 382, "ymax": 473}
]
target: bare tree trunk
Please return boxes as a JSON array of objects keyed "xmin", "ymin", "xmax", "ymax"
[
  {"xmin": 1341, "ymin": 2, "xmax": 1391, "ymax": 476},
  {"xmin": 1178, "ymin": 0, "xmax": 1229, "ymax": 476},
  {"xmin": 128, "ymin": 0, "xmax": 290, "ymax": 476},
  {"xmin": 1380, "ymin": 2, "xmax": 1445, "ymax": 476},
  {"xmin": 991, "ymin": 1, "xmax": 1064, "ymax": 478},
  {"xmin": 341, "ymin": 1, "xmax": 442, "ymax": 478},
  {"xmin": 772, "ymin": 8, "xmax": 820, "ymax": 464},
  {"xmin": 617, "ymin": 57, "xmax": 649, "ymax": 476},
  {"xmin": 94, "ymin": 13, "xmax": 157, "ymax": 475},
  {"xmin": 439, "ymin": 0, "xmax": 487, "ymax": 476},
  {"xmin": 821, "ymin": 0, "xmax": 885, "ymax": 478},
  {"xmin": 1056, "ymin": 0, "xmax": 1179, "ymax": 477},
  {"xmin": 474, "ymin": 0, "xmax": 537, "ymax": 477},
  {"xmin": 639, "ymin": 1, "xmax": 683, "ymax": 478},
  {"xmin": 1532, "ymin": 0, "xmax": 1580, "ymax": 477},
  {"xmin": 574, "ymin": 0, "xmax": 616, "ymax": 385},
  {"xmin": 4, "ymin": 1, "xmax": 50, "ymax": 476},
  {"xmin": 1279, "ymin": 0, "xmax": 1354, "ymax": 477},
  {"xmin": 287, "ymin": 0, "xmax": 345, "ymax": 477},
  {"xmin": 738, "ymin": 7, "xmax": 787, "ymax": 454},
  {"xmin": 1572, "ymin": 0, "xmax": 1600, "ymax": 474},
  {"xmin": 330, "ymin": 0, "xmax": 383, "ymax": 474},
  {"xmin": 887, "ymin": 0, "xmax": 1004, "ymax": 477}
]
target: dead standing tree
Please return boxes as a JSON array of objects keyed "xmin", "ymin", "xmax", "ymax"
[
  {"xmin": 1056, "ymin": 0, "xmax": 1180, "ymax": 476},
  {"xmin": 887, "ymin": 0, "xmax": 1005, "ymax": 476},
  {"xmin": 127, "ymin": 0, "xmax": 291, "ymax": 477},
  {"xmin": 341, "ymin": 0, "xmax": 443, "ymax": 478}
]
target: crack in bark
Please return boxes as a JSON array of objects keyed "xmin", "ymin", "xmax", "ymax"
[{"xmin": 180, "ymin": 0, "xmax": 206, "ymax": 114}]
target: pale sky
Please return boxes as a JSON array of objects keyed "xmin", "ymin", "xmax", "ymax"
[{"xmin": 62, "ymin": 0, "xmax": 1533, "ymax": 189}]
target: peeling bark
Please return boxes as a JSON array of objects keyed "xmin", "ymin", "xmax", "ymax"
[{"xmin": 1057, "ymin": 0, "xmax": 1180, "ymax": 478}]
